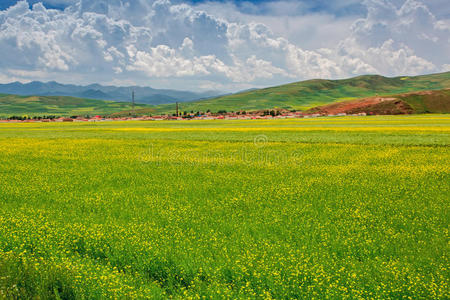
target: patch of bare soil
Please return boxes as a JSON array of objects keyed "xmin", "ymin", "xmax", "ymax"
[{"xmin": 309, "ymin": 97, "xmax": 414, "ymax": 115}]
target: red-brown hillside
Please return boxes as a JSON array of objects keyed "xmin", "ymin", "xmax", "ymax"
[{"xmin": 308, "ymin": 89, "xmax": 450, "ymax": 115}]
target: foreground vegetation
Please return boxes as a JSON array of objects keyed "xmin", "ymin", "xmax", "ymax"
[{"xmin": 0, "ymin": 115, "xmax": 449, "ymax": 298}]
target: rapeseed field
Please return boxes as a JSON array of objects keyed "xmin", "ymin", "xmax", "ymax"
[{"xmin": 0, "ymin": 115, "xmax": 448, "ymax": 299}]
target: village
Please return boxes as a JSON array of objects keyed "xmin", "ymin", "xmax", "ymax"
[{"xmin": 0, "ymin": 110, "xmax": 367, "ymax": 123}]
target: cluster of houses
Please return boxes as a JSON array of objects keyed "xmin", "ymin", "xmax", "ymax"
[{"xmin": 0, "ymin": 111, "xmax": 367, "ymax": 123}]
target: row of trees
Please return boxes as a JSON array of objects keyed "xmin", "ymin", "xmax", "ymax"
[
  {"xmin": 170, "ymin": 109, "xmax": 291, "ymax": 117},
  {"xmin": 3, "ymin": 115, "xmax": 98, "ymax": 120},
  {"xmin": 6, "ymin": 115, "xmax": 60, "ymax": 120}
]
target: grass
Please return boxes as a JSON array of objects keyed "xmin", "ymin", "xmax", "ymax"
[
  {"xmin": 0, "ymin": 115, "xmax": 449, "ymax": 298},
  {"xmin": 0, "ymin": 94, "xmax": 150, "ymax": 117},
  {"xmin": 398, "ymin": 89, "xmax": 450, "ymax": 113},
  {"xmin": 153, "ymin": 71, "xmax": 450, "ymax": 114}
]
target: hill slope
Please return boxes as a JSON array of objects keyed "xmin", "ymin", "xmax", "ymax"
[
  {"xmin": 396, "ymin": 89, "xmax": 450, "ymax": 113},
  {"xmin": 0, "ymin": 81, "xmax": 221, "ymax": 105},
  {"xmin": 0, "ymin": 94, "xmax": 152, "ymax": 117},
  {"xmin": 308, "ymin": 89, "xmax": 450, "ymax": 115},
  {"xmin": 153, "ymin": 72, "xmax": 450, "ymax": 114}
]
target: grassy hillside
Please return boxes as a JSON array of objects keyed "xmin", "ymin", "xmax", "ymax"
[
  {"xmin": 308, "ymin": 89, "xmax": 450, "ymax": 115},
  {"xmin": 154, "ymin": 72, "xmax": 450, "ymax": 114},
  {"xmin": 397, "ymin": 89, "xmax": 450, "ymax": 113},
  {"xmin": 0, "ymin": 94, "xmax": 150, "ymax": 117}
]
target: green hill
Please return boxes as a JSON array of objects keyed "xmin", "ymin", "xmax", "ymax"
[
  {"xmin": 0, "ymin": 94, "xmax": 150, "ymax": 117},
  {"xmin": 154, "ymin": 72, "xmax": 450, "ymax": 114},
  {"xmin": 397, "ymin": 89, "xmax": 450, "ymax": 113}
]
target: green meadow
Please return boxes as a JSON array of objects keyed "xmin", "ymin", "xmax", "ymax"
[
  {"xmin": 0, "ymin": 115, "xmax": 449, "ymax": 298},
  {"xmin": 0, "ymin": 94, "xmax": 149, "ymax": 118}
]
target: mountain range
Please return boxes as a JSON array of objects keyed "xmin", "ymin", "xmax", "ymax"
[{"xmin": 0, "ymin": 81, "xmax": 222, "ymax": 105}]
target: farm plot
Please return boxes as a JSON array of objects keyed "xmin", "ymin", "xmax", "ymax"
[{"xmin": 0, "ymin": 115, "xmax": 449, "ymax": 298}]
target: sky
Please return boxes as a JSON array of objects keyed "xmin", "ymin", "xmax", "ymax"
[{"xmin": 0, "ymin": 0, "xmax": 449, "ymax": 92}]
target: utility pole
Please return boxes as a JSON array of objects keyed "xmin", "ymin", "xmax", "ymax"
[
  {"xmin": 176, "ymin": 102, "xmax": 179, "ymax": 117},
  {"xmin": 132, "ymin": 90, "xmax": 135, "ymax": 115}
]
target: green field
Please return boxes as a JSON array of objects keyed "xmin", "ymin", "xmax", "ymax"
[
  {"xmin": 0, "ymin": 116, "xmax": 449, "ymax": 298},
  {"xmin": 0, "ymin": 94, "xmax": 150, "ymax": 117},
  {"xmin": 154, "ymin": 72, "xmax": 450, "ymax": 114}
]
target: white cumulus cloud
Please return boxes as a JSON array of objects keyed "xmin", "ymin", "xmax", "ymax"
[{"xmin": 0, "ymin": 0, "xmax": 448, "ymax": 91}]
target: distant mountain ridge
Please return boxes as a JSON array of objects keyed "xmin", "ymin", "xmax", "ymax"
[{"xmin": 0, "ymin": 81, "xmax": 222, "ymax": 105}]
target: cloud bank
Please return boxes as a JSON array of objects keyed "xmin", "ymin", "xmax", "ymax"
[{"xmin": 0, "ymin": 0, "xmax": 448, "ymax": 91}]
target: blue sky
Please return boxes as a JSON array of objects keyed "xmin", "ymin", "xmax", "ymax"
[
  {"xmin": 0, "ymin": 0, "xmax": 366, "ymax": 15},
  {"xmin": 0, "ymin": 0, "xmax": 449, "ymax": 91},
  {"xmin": 0, "ymin": 0, "xmax": 64, "ymax": 10}
]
